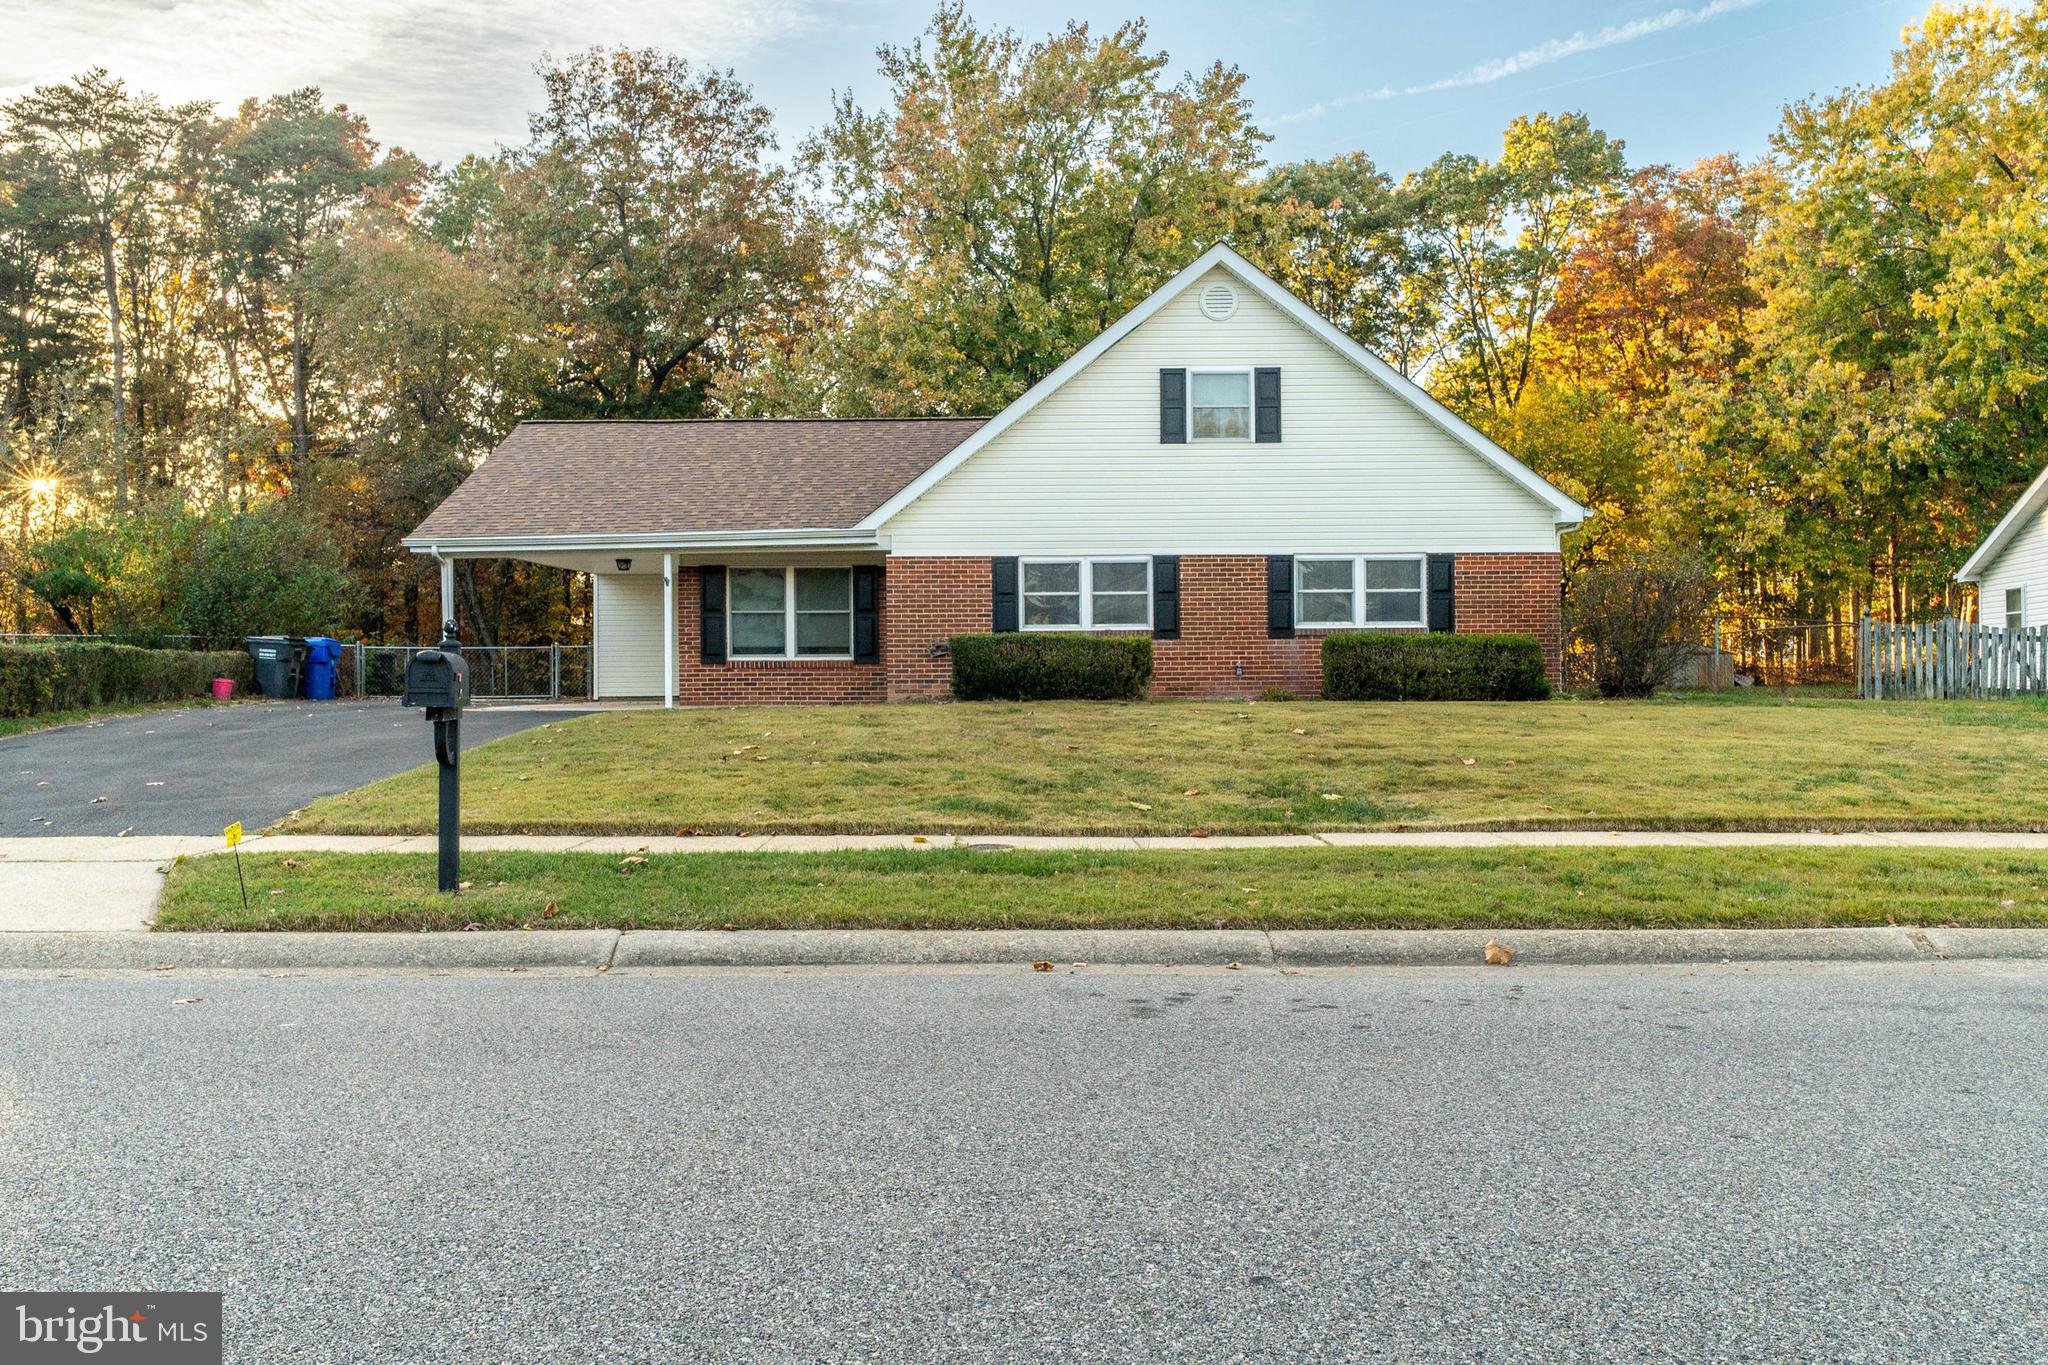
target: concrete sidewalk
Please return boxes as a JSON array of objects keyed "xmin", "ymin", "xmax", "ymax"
[{"xmin": 6, "ymin": 828, "xmax": 2048, "ymax": 933}]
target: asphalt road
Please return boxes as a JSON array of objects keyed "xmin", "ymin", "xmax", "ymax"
[
  {"xmin": 0, "ymin": 701, "xmax": 588, "ymax": 836},
  {"xmin": 3, "ymin": 961, "xmax": 2043, "ymax": 1362}
]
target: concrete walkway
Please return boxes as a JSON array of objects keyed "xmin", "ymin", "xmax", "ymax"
[{"xmin": 5, "ymin": 827, "xmax": 2048, "ymax": 933}]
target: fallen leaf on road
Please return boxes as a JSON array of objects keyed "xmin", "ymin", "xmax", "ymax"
[
  {"xmin": 912, "ymin": 835, "xmax": 929, "ymax": 844},
  {"xmin": 150, "ymin": 963, "xmax": 175, "ymax": 972},
  {"xmin": 1226, "ymin": 961, "xmax": 1243, "ymax": 971},
  {"xmin": 461, "ymin": 922, "xmax": 482, "ymax": 931},
  {"xmin": 1071, "ymin": 961, "xmax": 1086, "ymax": 968},
  {"xmin": 171, "ymin": 997, "xmax": 202, "ymax": 1006},
  {"xmin": 145, "ymin": 781, "xmax": 164, "ymax": 787},
  {"xmin": 1031, "ymin": 960, "xmax": 1054, "ymax": 972},
  {"xmin": 116, "ymin": 827, "xmax": 132, "ymax": 837},
  {"xmin": 1483, "ymin": 939, "xmax": 1514, "ymax": 966},
  {"xmin": 88, "ymin": 795, "xmax": 108, "ymax": 804}
]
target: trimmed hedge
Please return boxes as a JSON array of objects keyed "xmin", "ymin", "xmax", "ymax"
[
  {"xmin": 1321, "ymin": 632, "xmax": 1550, "ymax": 702},
  {"xmin": 0, "ymin": 643, "xmax": 254, "ymax": 719},
  {"xmin": 950, "ymin": 633, "xmax": 1153, "ymax": 701}
]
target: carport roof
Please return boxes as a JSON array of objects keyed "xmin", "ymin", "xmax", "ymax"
[{"xmin": 405, "ymin": 418, "xmax": 989, "ymax": 545}]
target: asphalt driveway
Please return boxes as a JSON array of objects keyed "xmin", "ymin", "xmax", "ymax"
[{"xmin": 0, "ymin": 701, "xmax": 589, "ymax": 837}]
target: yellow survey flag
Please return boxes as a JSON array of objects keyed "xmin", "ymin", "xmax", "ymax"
[{"xmin": 223, "ymin": 821, "xmax": 243, "ymax": 849}]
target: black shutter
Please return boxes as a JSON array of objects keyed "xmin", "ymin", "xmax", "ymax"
[
  {"xmin": 1160, "ymin": 369, "xmax": 1187, "ymax": 444},
  {"xmin": 700, "ymin": 566, "xmax": 727, "ymax": 664},
  {"xmin": 992, "ymin": 557, "xmax": 1020, "ymax": 632},
  {"xmin": 852, "ymin": 565, "xmax": 881, "ymax": 663},
  {"xmin": 1427, "ymin": 555, "xmax": 1455, "ymax": 633},
  {"xmin": 1152, "ymin": 556, "xmax": 1180, "ymax": 640},
  {"xmin": 1267, "ymin": 555, "xmax": 1294, "ymax": 639},
  {"xmin": 1255, "ymin": 367, "xmax": 1281, "ymax": 443}
]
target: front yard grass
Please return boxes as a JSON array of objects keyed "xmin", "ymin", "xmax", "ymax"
[
  {"xmin": 157, "ymin": 846, "xmax": 2048, "ymax": 932},
  {"xmin": 289, "ymin": 690, "xmax": 2048, "ymax": 836}
]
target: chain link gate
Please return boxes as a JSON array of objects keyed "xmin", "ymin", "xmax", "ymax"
[{"xmin": 347, "ymin": 644, "xmax": 590, "ymax": 701}]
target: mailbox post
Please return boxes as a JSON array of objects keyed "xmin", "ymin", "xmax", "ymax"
[{"xmin": 403, "ymin": 622, "xmax": 472, "ymax": 892}]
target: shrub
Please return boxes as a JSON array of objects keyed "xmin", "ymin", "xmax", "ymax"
[
  {"xmin": 1321, "ymin": 633, "xmax": 1550, "ymax": 701},
  {"xmin": 949, "ymin": 633, "xmax": 1152, "ymax": 701},
  {"xmin": 0, "ymin": 643, "xmax": 254, "ymax": 719},
  {"xmin": 1567, "ymin": 553, "xmax": 1713, "ymax": 698}
]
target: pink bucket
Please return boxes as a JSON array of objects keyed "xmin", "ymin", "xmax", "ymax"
[{"xmin": 210, "ymin": 678, "xmax": 235, "ymax": 701}]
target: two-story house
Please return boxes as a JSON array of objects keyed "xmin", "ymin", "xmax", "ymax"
[{"xmin": 404, "ymin": 244, "xmax": 1586, "ymax": 703}]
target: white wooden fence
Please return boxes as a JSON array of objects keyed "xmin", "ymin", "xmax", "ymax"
[{"xmin": 1858, "ymin": 616, "xmax": 2048, "ymax": 699}]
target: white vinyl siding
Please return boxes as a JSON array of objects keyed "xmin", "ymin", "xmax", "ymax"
[
  {"xmin": 880, "ymin": 265, "xmax": 1561, "ymax": 555},
  {"xmin": 1979, "ymin": 504, "xmax": 2048, "ymax": 630},
  {"xmin": 592, "ymin": 573, "xmax": 665, "ymax": 698}
]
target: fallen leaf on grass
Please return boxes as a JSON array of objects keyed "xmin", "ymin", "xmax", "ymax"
[
  {"xmin": 618, "ymin": 856, "xmax": 648, "ymax": 868},
  {"xmin": 674, "ymin": 826, "xmax": 699, "ymax": 837},
  {"xmin": 281, "ymin": 859, "xmax": 302, "ymax": 869},
  {"xmin": 2001, "ymin": 899, "xmax": 2016, "ymax": 909},
  {"xmin": 1128, "ymin": 801, "xmax": 1153, "ymax": 811},
  {"xmin": 542, "ymin": 900, "xmax": 560, "ymax": 919},
  {"xmin": 1483, "ymin": 939, "xmax": 1514, "ymax": 966},
  {"xmin": 1189, "ymin": 828, "xmax": 1212, "ymax": 838},
  {"xmin": 1320, "ymin": 793, "xmax": 1343, "ymax": 802},
  {"xmin": 457, "ymin": 880, "xmax": 474, "ymax": 892},
  {"xmin": 1460, "ymin": 758, "xmax": 1477, "ymax": 766},
  {"xmin": 1031, "ymin": 960, "xmax": 1054, "ymax": 972},
  {"xmin": 1183, "ymin": 788, "xmax": 1202, "ymax": 797}
]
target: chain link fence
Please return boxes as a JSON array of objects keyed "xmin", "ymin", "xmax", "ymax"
[{"xmin": 343, "ymin": 644, "xmax": 591, "ymax": 701}]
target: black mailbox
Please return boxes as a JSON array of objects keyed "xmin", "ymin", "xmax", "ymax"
[{"xmin": 403, "ymin": 647, "xmax": 470, "ymax": 710}]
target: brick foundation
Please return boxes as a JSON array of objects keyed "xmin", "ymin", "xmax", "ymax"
[
  {"xmin": 662, "ymin": 552, "xmax": 1562, "ymax": 703},
  {"xmin": 1453, "ymin": 552, "xmax": 1564, "ymax": 686}
]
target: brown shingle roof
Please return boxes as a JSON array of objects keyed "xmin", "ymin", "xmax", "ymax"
[{"xmin": 407, "ymin": 418, "xmax": 989, "ymax": 542}]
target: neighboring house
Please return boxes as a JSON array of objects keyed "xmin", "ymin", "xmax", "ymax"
[
  {"xmin": 1959, "ymin": 464, "xmax": 2048, "ymax": 630},
  {"xmin": 404, "ymin": 244, "xmax": 1586, "ymax": 704}
]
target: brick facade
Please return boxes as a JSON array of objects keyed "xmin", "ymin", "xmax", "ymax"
[
  {"xmin": 1452, "ymin": 552, "xmax": 1564, "ymax": 686},
  {"xmin": 664, "ymin": 552, "xmax": 1562, "ymax": 703},
  {"xmin": 670, "ymin": 565, "xmax": 888, "ymax": 705}
]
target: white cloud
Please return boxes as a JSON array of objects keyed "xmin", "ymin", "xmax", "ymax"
[
  {"xmin": 0, "ymin": 0, "xmax": 828, "ymax": 162},
  {"xmin": 1279, "ymin": 0, "xmax": 1770, "ymax": 124}
]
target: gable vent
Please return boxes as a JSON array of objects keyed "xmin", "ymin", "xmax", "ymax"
[{"xmin": 1198, "ymin": 280, "xmax": 1238, "ymax": 321}]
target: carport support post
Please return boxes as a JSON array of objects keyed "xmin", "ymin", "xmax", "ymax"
[{"xmin": 663, "ymin": 553, "xmax": 677, "ymax": 709}]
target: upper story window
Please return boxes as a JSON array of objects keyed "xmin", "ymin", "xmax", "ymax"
[
  {"xmin": 729, "ymin": 567, "xmax": 853, "ymax": 659},
  {"xmin": 1022, "ymin": 558, "xmax": 1152, "ymax": 630},
  {"xmin": 1293, "ymin": 556, "xmax": 1425, "ymax": 629},
  {"xmin": 1189, "ymin": 370, "xmax": 1252, "ymax": 441},
  {"xmin": 2007, "ymin": 586, "xmax": 2028, "ymax": 632}
]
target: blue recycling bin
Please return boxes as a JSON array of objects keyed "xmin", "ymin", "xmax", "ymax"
[{"xmin": 302, "ymin": 636, "xmax": 342, "ymax": 701}]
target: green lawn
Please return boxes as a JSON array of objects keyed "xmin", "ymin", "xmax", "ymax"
[
  {"xmin": 288, "ymin": 691, "xmax": 2048, "ymax": 836},
  {"xmin": 158, "ymin": 846, "xmax": 2048, "ymax": 933}
]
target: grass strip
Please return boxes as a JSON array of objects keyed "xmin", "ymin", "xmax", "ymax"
[{"xmin": 157, "ymin": 846, "xmax": 2048, "ymax": 933}]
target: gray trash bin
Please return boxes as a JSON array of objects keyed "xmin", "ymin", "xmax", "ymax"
[{"xmin": 244, "ymin": 636, "xmax": 309, "ymax": 698}]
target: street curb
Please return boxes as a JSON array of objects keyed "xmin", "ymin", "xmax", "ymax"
[
  {"xmin": 0, "ymin": 930, "xmax": 619, "ymax": 970},
  {"xmin": 3, "ymin": 926, "xmax": 2048, "ymax": 970}
]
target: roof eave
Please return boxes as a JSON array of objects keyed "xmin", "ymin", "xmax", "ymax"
[
  {"xmin": 402, "ymin": 527, "xmax": 887, "ymax": 556},
  {"xmin": 1957, "ymin": 463, "xmax": 2048, "ymax": 582}
]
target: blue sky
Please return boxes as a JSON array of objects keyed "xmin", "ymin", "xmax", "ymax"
[{"xmin": 3, "ymin": 0, "xmax": 1943, "ymax": 174}]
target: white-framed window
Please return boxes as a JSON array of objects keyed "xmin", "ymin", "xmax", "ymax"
[
  {"xmin": 2007, "ymin": 586, "xmax": 2027, "ymax": 632},
  {"xmin": 1293, "ymin": 555, "xmax": 1427, "ymax": 629},
  {"xmin": 1189, "ymin": 369, "xmax": 1252, "ymax": 441},
  {"xmin": 1021, "ymin": 557, "xmax": 1153, "ymax": 630},
  {"xmin": 728, "ymin": 566, "xmax": 854, "ymax": 659}
]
